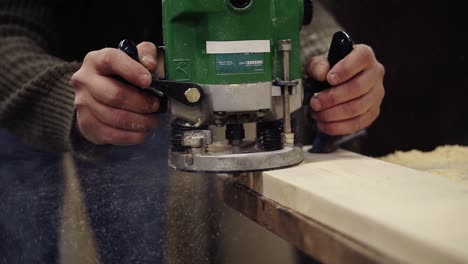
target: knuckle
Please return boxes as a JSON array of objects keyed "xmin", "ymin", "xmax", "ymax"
[
  {"xmin": 363, "ymin": 51, "xmax": 373, "ymax": 65},
  {"xmin": 316, "ymin": 64, "xmax": 328, "ymax": 80},
  {"xmin": 377, "ymin": 85, "xmax": 386, "ymax": 102},
  {"xmin": 83, "ymin": 50, "xmax": 98, "ymax": 63},
  {"xmin": 73, "ymin": 94, "xmax": 86, "ymax": 108},
  {"xmin": 325, "ymin": 90, "xmax": 339, "ymax": 106},
  {"xmin": 306, "ymin": 59, "xmax": 316, "ymax": 75},
  {"xmin": 345, "ymin": 101, "xmax": 361, "ymax": 117},
  {"xmin": 308, "ymin": 55, "xmax": 320, "ymax": 65},
  {"xmin": 100, "ymin": 48, "xmax": 115, "ymax": 67},
  {"xmin": 95, "ymin": 48, "xmax": 119, "ymax": 70},
  {"xmin": 138, "ymin": 97, "xmax": 155, "ymax": 114},
  {"xmin": 70, "ymin": 71, "xmax": 85, "ymax": 88},
  {"xmin": 364, "ymin": 44, "xmax": 375, "ymax": 55},
  {"xmin": 347, "ymin": 77, "xmax": 361, "ymax": 94},
  {"xmin": 359, "ymin": 45, "xmax": 375, "ymax": 64},
  {"xmin": 107, "ymin": 110, "xmax": 125, "ymax": 127},
  {"xmin": 351, "ymin": 75, "xmax": 370, "ymax": 98},
  {"xmin": 139, "ymin": 41, "xmax": 156, "ymax": 50},
  {"xmin": 376, "ymin": 62, "xmax": 386, "ymax": 78},
  {"xmin": 308, "ymin": 55, "xmax": 327, "ymax": 71},
  {"xmin": 141, "ymin": 58, "xmax": 157, "ymax": 71},
  {"xmin": 77, "ymin": 115, "xmax": 100, "ymax": 144},
  {"xmin": 76, "ymin": 113, "xmax": 86, "ymax": 130},
  {"xmin": 106, "ymin": 87, "xmax": 125, "ymax": 107}
]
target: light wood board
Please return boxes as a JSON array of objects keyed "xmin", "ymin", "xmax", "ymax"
[
  {"xmin": 248, "ymin": 147, "xmax": 468, "ymax": 263},
  {"xmin": 218, "ymin": 175, "xmax": 393, "ymax": 264}
]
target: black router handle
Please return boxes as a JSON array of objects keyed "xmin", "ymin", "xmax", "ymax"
[
  {"xmin": 118, "ymin": 39, "xmax": 204, "ymax": 107},
  {"xmin": 309, "ymin": 31, "xmax": 355, "ymax": 154}
]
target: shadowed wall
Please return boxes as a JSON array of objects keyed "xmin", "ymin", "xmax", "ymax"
[{"xmin": 322, "ymin": 0, "xmax": 468, "ymax": 156}]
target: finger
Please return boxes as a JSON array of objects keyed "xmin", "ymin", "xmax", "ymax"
[
  {"xmin": 316, "ymin": 105, "xmax": 381, "ymax": 135},
  {"xmin": 311, "ymin": 82, "xmax": 385, "ymax": 122},
  {"xmin": 306, "ymin": 54, "xmax": 330, "ymax": 82},
  {"xmin": 84, "ymin": 92, "xmax": 158, "ymax": 132},
  {"xmin": 86, "ymin": 75, "xmax": 160, "ymax": 114},
  {"xmin": 76, "ymin": 107, "xmax": 148, "ymax": 146},
  {"xmin": 85, "ymin": 48, "xmax": 152, "ymax": 88},
  {"xmin": 137, "ymin": 42, "xmax": 158, "ymax": 72},
  {"xmin": 310, "ymin": 61, "xmax": 384, "ymax": 111},
  {"xmin": 327, "ymin": 44, "xmax": 375, "ymax": 86}
]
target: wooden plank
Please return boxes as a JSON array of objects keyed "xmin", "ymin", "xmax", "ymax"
[
  {"xmin": 247, "ymin": 148, "xmax": 468, "ymax": 264},
  {"xmin": 216, "ymin": 175, "xmax": 397, "ymax": 264}
]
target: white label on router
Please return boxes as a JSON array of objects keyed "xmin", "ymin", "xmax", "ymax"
[{"xmin": 206, "ymin": 40, "xmax": 271, "ymax": 54}]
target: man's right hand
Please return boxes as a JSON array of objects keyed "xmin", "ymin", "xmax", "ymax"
[{"xmin": 71, "ymin": 42, "xmax": 160, "ymax": 145}]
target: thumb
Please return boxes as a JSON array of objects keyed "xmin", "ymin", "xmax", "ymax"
[
  {"xmin": 306, "ymin": 54, "xmax": 330, "ymax": 82},
  {"xmin": 137, "ymin": 41, "xmax": 158, "ymax": 72}
]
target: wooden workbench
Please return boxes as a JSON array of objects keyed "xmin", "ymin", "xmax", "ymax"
[{"xmin": 215, "ymin": 147, "xmax": 468, "ymax": 264}]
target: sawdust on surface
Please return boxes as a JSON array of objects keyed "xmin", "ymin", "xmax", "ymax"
[{"xmin": 378, "ymin": 145, "xmax": 468, "ymax": 184}]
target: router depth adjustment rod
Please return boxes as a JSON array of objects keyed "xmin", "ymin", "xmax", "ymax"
[{"xmin": 278, "ymin": 39, "xmax": 295, "ymax": 147}]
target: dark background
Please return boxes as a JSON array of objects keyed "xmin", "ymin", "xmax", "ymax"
[{"xmin": 322, "ymin": 0, "xmax": 468, "ymax": 156}]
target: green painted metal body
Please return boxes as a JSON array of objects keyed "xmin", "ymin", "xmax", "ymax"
[{"xmin": 162, "ymin": 0, "xmax": 304, "ymax": 85}]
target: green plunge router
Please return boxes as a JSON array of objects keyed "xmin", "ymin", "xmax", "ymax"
[
  {"xmin": 119, "ymin": 0, "xmax": 315, "ymax": 173},
  {"xmin": 119, "ymin": 0, "xmax": 358, "ymax": 173},
  {"xmin": 161, "ymin": 0, "xmax": 313, "ymax": 173}
]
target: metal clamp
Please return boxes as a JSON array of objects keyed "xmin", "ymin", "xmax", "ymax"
[{"xmin": 273, "ymin": 79, "xmax": 299, "ymax": 87}]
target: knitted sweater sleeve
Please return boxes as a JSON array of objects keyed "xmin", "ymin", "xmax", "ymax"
[
  {"xmin": 0, "ymin": 1, "xmax": 108, "ymax": 159},
  {"xmin": 301, "ymin": 0, "xmax": 344, "ymax": 63}
]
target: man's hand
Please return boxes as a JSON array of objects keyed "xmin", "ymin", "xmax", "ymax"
[
  {"xmin": 71, "ymin": 42, "xmax": 159, "ymax": 145},
  {"xmin": 307, "ymin": 44, "xmax": 385, "ymax": 135}
]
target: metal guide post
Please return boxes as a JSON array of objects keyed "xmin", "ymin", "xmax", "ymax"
[{"xmin": 278, "ymin": 39, "xmax": 294, "ymax": 146}]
